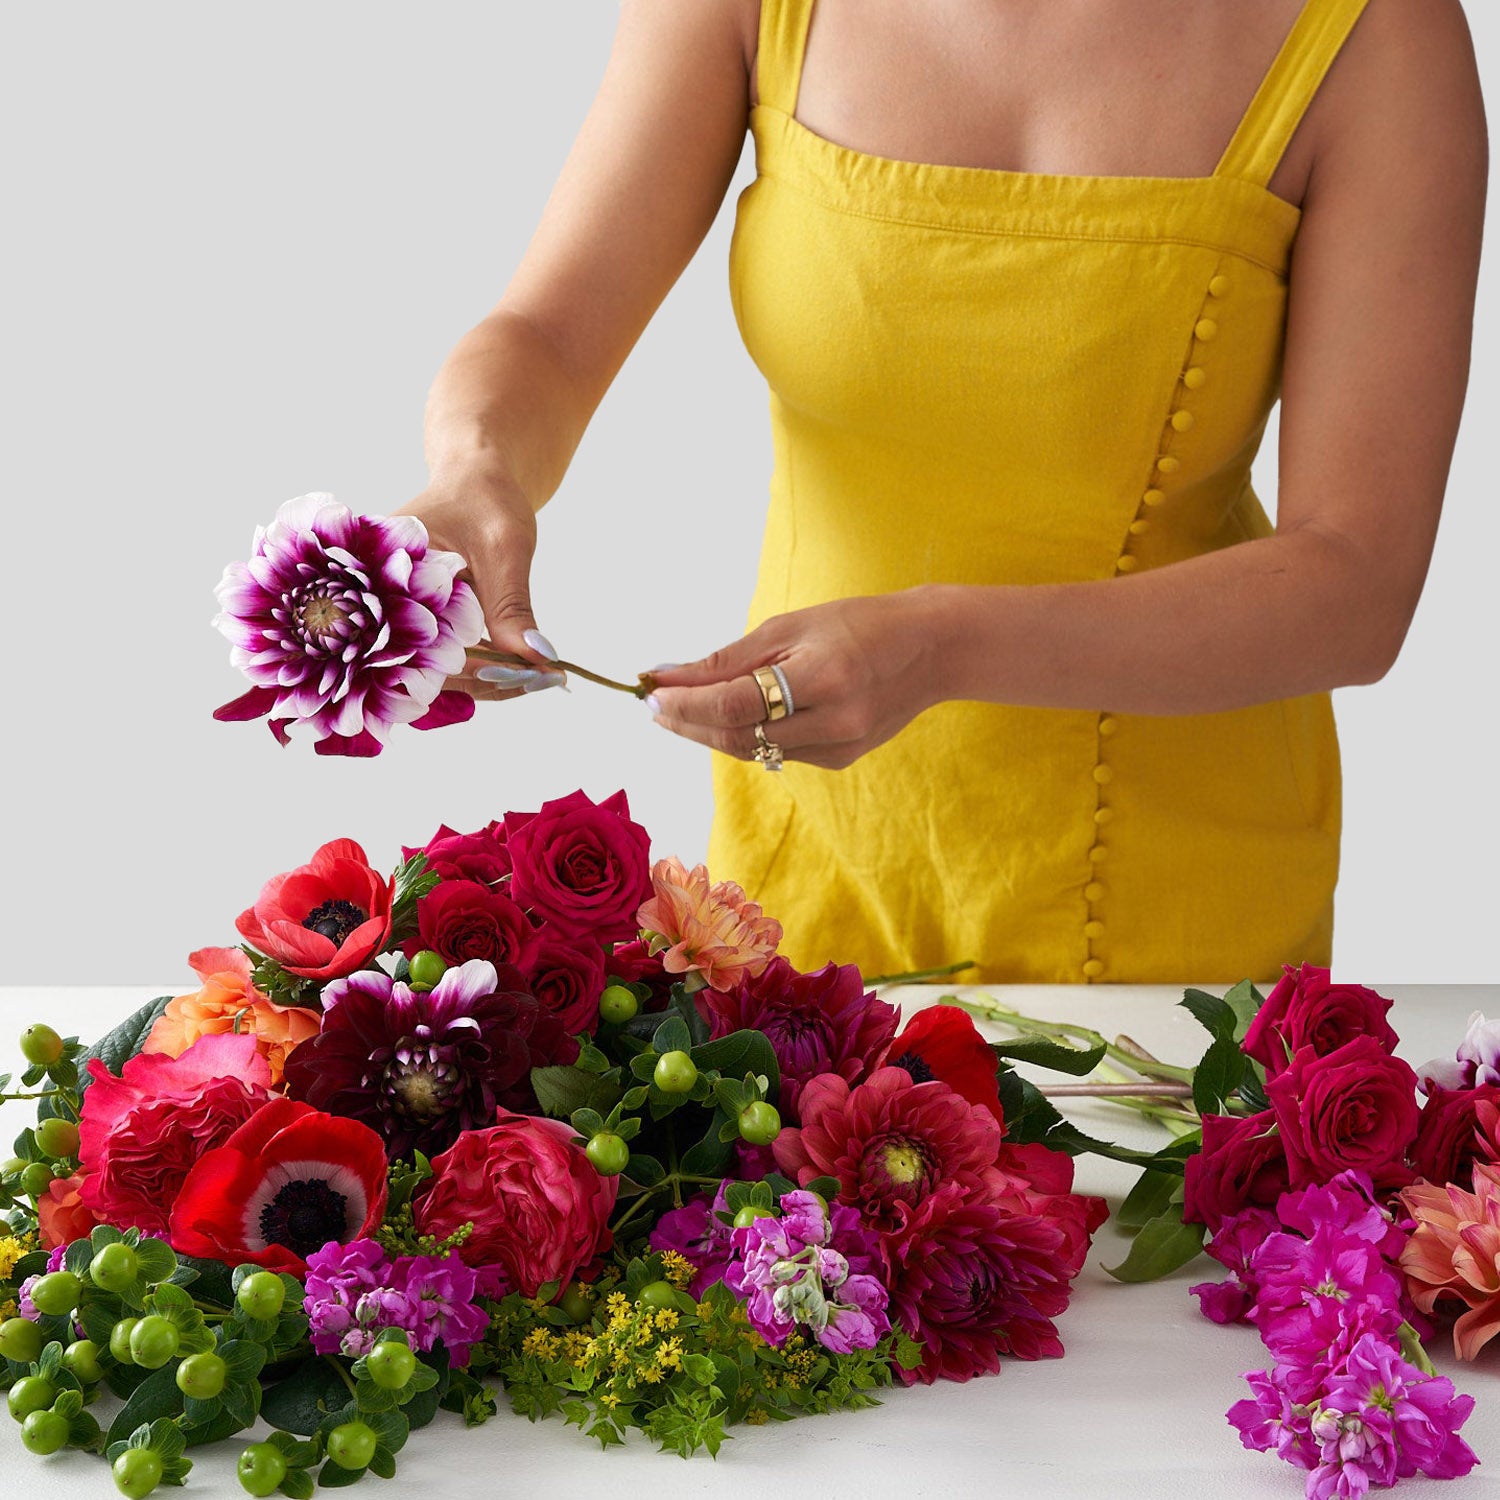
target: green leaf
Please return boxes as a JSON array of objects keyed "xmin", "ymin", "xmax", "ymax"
[
  {"xmin": 105, "ymin": 1364, "xmax": 185, "ymax": 1447},
  {"xmin": 650, "ymin": 1014, "xmax": 693, "ymax": 1055},
  {"xmin": 1193, "ymin": 1036, "xmax": 1247, "ymax": 1116},
  {"xmin": 1180, "ymin": 988, "xmax": 1238, "ymax": 1041},
  {"xmin": 1115, "ymin": 1167, "xmax": 1182, "ymax": 1231},
  {"xmin": 174, "ymin": 1254, "xmax": 234, "ymax": 1306},
  {"xmin": 691, "ymin": 1031, "xmax": 781, "ymax": 1095},
  {"xmin": 76, "ymin": 997, "xmax": 175, "ymax": 1096},
  {"xmin": 262, "ymin": 1360, "xmax": 351, "ymax": 1436},
  {"xmin": 281, "ymin": 1470, "xmax": 317, "ymax": 1500},
  {"xmin": 1222, "ymin": 979, "xmax": 1265, "ymax": 1042},
  {"xmin": 990, "ymin": 1034, "xmax": 1106, "ymax": 1077},
  {"xmin": 316, "ymin": 1458, "xmax": 366, "ymax": 1487},
  {"xmin": 680, "ymin": 1117, "xmax": 735, "ymax": 1179},
  {"xmin": 134, "ymin": 1238, "xmax": 179, "ymax": 1286},
  {"xmin": 62, "ymin": 1238, "xmax": 94, "ymax": 1276},
  {"xmin": 530, "ymin": 1066, "xmax": 621, "ymax": 1121},
  {"xmin": 622, "ymin": 1153, "xmax": 665, "ymax": 1189},
  {"xmin": 1102, "ymin": 1207, "xmax": 1207, "ymax": 1282}
]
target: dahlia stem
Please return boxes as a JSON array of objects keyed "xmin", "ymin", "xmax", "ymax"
[
  {"xmin": 865, "ymin": 960, "xmax": 978, "ymax": 988},
  {"xmin": 466, "ymin": 646, "xmax": 648, "ymax": 698}
]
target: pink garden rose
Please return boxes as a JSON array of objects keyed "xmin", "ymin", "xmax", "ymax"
[
  {"xmin": 1242, "ymin": 963, "xmax": 1398, "ymax": 1079},
  {"xmin": 78, "ymin": 1032, "xmax": 274, "ymax": 1237},
  {"xmin": 412, "ymin": 1108, "xmax": 618, "ymax": 1296}
]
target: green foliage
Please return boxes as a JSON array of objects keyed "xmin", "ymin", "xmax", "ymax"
[
  {"xmin": 75, "ymin": 998, "xmax": 173, "ymax": 1099},
  {"xmin": 387, "ymin": 853, "xmax": 441, "ymax": 947}
]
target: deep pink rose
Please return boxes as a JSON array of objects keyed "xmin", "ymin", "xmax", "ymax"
[
  {"xmin": 1182, "ymin": 1110, "xmax": 1290, "ymax": 1232},
  {"xmin": 78, "ymin": 1033, "xmax": 274, "ymax": 1237},
  {"xmin": 1411, "ymin": 1086, "xmax": 1500, "ymax": 1191},
  {"xmin": 412, "ymin": 1109, "xmax": 618, "ymax": 1296},
  {"xmin": 402, "ymin": 821, "xmax": 511, "ymax": 887},
  {"xmin": 1266, "ymin": 1037, "xmax": 1420, "ymax": 1191},
  {"xmin": 409, "ymin": 879, "xmax": 541, "ymax": 971},
  {"xmin": 1242, "ymin": 963, "xmax": 1398, "ymax": 1079},
  {"xmin": 520, "ymin": 933, "xmax": 608, "ymax": 1038},
  {"xmin": 504, "ymin": 789, "xmax": 651, "ymax": 943}
]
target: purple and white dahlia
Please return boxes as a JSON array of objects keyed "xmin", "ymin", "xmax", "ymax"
[{"xmin": 213, "ymin": 493, "xmax": 484, "ymax": 756}]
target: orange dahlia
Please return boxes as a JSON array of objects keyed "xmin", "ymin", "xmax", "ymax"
[
  {"xmin": 634, "ymin": 856, "xmax": 781, "ymax": 993},
  {"xmin": 1398, "ymin": 1162, "xmax": 1500, "ymax": 1361}
]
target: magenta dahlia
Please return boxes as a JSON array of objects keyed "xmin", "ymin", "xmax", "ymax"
[
  {"xmin": 698, "ymin": 957, "xmax": 899, "ymax": 1122},
  {"xmin": 213, "ymin": 493, "xmax": 483, "ymax": 756},
  {"xmin": 280, "ymin": 958, "xmax": 571, "ymax": 1158}
]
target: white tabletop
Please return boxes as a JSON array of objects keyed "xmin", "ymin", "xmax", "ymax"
[{"xmin": 2, "ymin": 983, "xmax": 1497, "ymax": 1499}]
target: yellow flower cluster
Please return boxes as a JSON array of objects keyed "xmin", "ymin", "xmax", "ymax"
[
  {"xmin": 659, "ymin": 1251, "xmax": 696, "ymax": 1290},
  {"xmin": 0, "ymin": 1232, "xmax": 37, "ymax": 1283}
]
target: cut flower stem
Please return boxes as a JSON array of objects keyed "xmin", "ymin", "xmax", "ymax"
[{"xmin": 467, "ymin": 646, "xmax": 649, "ymax": 697}]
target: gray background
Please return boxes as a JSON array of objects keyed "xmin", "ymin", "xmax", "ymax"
[{"xmin": 1, "ymin": 3, "xmax": 1494, "ymax": 984}]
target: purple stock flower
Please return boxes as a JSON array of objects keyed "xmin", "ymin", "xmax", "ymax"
[
  {"xmin": 1229, "ymin": 1366, "xmax": 1319, "ymax": 1472},
  {"xmin": 304, "ymin": 1238, "xmax": 387, "ymax": 1355},
  {"xmin": 649, "ymin": 1182, "xmax": 735, "ymax": 1294},
  {"xmin": 213, "ymin": 493, "xmax": 483, "ymax": 756},
  {"xmin": 1275, "ymin": 1172, "xmax": 1407, "ymax": 1263},
  {"xmin": 1192, "ymin": 1207, "xmax": 1278, "ymax": 1325}
]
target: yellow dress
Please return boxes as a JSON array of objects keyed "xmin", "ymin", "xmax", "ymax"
[{"xmin": 708, "ymin": 0, "xmax": 1367, "ymax": 985}]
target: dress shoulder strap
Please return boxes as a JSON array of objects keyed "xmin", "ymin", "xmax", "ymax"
[
  {"xmin": 1213, "ymin": 0, "xmax": 1373, "ymax": 188},
  {"xmin": 756, "ymin": 0, "xmax": 817, "ymax": 116}
]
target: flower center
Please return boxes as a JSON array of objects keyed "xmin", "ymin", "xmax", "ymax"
[
  {"xmin": 259, "ymin": 1177, "xmax": 349, "ymax": 1258},
  {"xmin": 881, "ymin": 1141, "xmax": 925, "ymax": 1185},
  {"xmin": 889, "ymin": 1049, "xmax": 935, "ymax": 1084},
  {"xmin": 297, "ymin": 595, "xmax": 348, "ymax": 638},
  {"xmin": 302, "ymin": 899, "xmax": 368, "ymax": 947},
  {"xmin": 383, "ymin": 1049, "xmax": 460, "ymax": 1121}
]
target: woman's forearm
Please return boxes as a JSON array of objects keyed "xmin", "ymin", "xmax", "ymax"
[
  {"xmin": 422, "ymin": 307, "xmax": 596, "ymax": 510},
  {"xmin": 916, "ymin": 525, "xmax": 1415, "ymax": 716}
]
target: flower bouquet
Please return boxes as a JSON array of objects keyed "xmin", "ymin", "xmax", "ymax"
[{"xmin": 1, "ymin": 788, "xmax": 1110, "ymax": 1496}]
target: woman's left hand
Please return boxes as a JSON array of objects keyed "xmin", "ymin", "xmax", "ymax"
[{"xmin": 641, "ymin": 587, "xmax": 948, "ymax": 770}]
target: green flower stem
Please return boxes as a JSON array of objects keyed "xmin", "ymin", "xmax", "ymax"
[
  {"xmin": 0, "ymin": 1090, "xmax": 58, "ymax": 1102},
  {"xmin": 466, "ymin": 645, "xmax": 648, "ymax": 698},
  {"xmin": 1110, "ymin": 1034, "xmax": 1196, "ymax": 1084},
  {"xmin": 323, "ymin": 1353, "xmax": 359, "ymax": 1400},
  {"xmin": 865, "ymin": 960, "xmax": 979, "ymax": 988},
  {"xmin": 1398, "ymin": 1321, "xmax": 1436, "ymax": 1376},
  {"xmin": 1037, "ymin": 1081, "xmax": 1193, "ymax": 1099}
]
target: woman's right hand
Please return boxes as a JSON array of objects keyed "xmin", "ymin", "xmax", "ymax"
[{"xmin": 392, "ymin": 473, "xmax": 567, "ymax": 703}]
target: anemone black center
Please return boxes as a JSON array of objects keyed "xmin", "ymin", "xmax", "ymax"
[
  {"xmin": 302, "ymin": 898, "xmax": 368, "ymax": 947},
  {"xmin": 259, "ymin": 1178, "xmax": 349, "ymax": 1258},
  {"xmin": 889, "ymin": 1049, "xmax": 935, "ymax": 1084}
]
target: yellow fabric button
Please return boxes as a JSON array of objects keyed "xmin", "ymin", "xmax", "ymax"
[
  {"xmin": 1083, "ymin": 920, "xmax": 1105, "ymax": 939},
  {"xmin": 1098, "ymin": 715, "xmax": 1118, "ymax": 736},
  {"xmin": 1129, "ymin": 519, "xmax": 1150, "ymax": 536},
  {"xmin": 1170, "ymin": 409, "xmax": 1195, "ymax": 432},
  {"xmin": 1208, "ymin": 275, "xmax": 1231, "ymax": 297},
  {"xmin": 1088, "ymin": 845, "xmax": 1108, "ymax": 863},
  {"xmin": 1182, "ymin": 366, "xmax": 1207, "ymax": 390},
  {"xmin": 1195, "ymin": 318, "xmax": 1219, "ymax": 342},
  {"xmin": 1082, "ymin": 959, "xmax": 1105, "ymax": 979},
  {"xmin": 1142, "ymin": 488, "xmax": 1166, "ymax": 507},
  {"xmin": 1156, "ymin": 454, "xmax": 1181, "ymax": 474},
  {"xmin": 1084, "ymin": 881, "xmax": 1106, "ymax": 902},
  {"xmin": 1092, "ymin": 764, "xmax": 1114, "ymax": 785},
  {"xmin": 1093, "ymin": 806, "xmax": 1114, "ymax": 826},
  {"xmin": 1115, "ymin": 555, "xmax": 1139, "ymax": 574}
]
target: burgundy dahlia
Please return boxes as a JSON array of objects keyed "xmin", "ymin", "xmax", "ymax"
[
  {"xmin": 698, "ymin": 957, "xmax": 899, "ymax": 1122},
  {"xmin": 213, "ymin": 493, "xmax": 483, "ymax": 756},
  {"xmin": 281, "ymin": 958, "xmax": 571, "ymax": 1158}
]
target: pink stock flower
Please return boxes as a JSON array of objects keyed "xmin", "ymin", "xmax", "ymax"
[
  {"xmin": 635, "ymin": 856, "xmax": 782, "ymax": 992},
  {"xmin": 1398, "ymin": 1162, "xmax": 1500, "ymax": 1360},
  {"xmin": 213, "ymin": 493, "xmax": 482, "ymax": 756}
]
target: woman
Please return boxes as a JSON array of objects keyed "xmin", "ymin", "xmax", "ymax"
[{"xmin": 398, "ymin": 0, "xmax": 1486, "ymax": 984}]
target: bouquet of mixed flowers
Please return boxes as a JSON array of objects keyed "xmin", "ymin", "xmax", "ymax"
[
  {"xmin": 0, "ymin": 789, "xmax": 1109, "ymax": 1495},
  {"xmin": 961, "ymin": 969, "xmax": 1492, "ymax": 1498}
]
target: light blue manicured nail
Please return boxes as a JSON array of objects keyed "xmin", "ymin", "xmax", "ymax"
[
  {"xmin": 645, "ymin": 693, "xmax": 661, "ymax": 713},
  {"xmin": 522, "ymin": 672, "xmax": 566, "ymax": 693},
  {"xmin": 476, "ymin": 665, "xmax": 547, "ymax": 685},
  {"xmin": 523, "ymin": 628, "xmax": 559, "ymax": 661}
]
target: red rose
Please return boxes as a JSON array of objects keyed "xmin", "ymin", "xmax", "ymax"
[
  {"xmin": 402, "ymin": 821, "xmax": 511, "ymax": 887},
  {"xmin": 236, "ymin": 838, "xmax": 394, "ymax": 981},
  {"xmin": 409, "ymin": 879, "xmax": 541, "ymax": 972},
  {"xmin": 37, "ymin": 1172, "xmax": 102, "ymax": 1251},
  {"xmin": 1242, "ymin": 963, "xmax": 1398, "ymax": 1079},
  {"xmin": 78, "ymin": 1033, "xmax": 274, "ymax": 1237},
  {"xmin": 504, "ymin": 789, "xmax": 651, "ymax": 943},
  {"xmin": 521, "ymin": 933, "xmax": 608, "ymax": 1037},
  {"xmin": 1182, "ymin": 1110, "xmax": 1290, "ymax": 1232},
  {"xmin": 413, "ymin": 1109, "xmax": 618, "ymax": 1295},
  {"xmin": 169, "ymin": 1096, "xmax": 389, "ymax": 1273},
  {"xmin": 1266, "ymin": 1037, "xmax": 1420, "ymax": 1191},
  {"xmin": 1411, "ymin": 1086, "xmax": 1500, "ymax": 1191}
]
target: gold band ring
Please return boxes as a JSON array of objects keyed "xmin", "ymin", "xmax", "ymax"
[
  {"xmin": 752, "ymin": 664, "xmax": 795, "ymax": 721},
  {"xmin": 753, "ymin": 723, "xmax": 784, "ymax": 771}
]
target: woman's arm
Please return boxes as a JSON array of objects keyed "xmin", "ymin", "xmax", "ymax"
[
  {"xmin": 396, "ymin": 0, "xmax": 756, "ymax": 676},
  {"xmin": 921, "ymin": 0, "xmax": 1487, "ymax": 717}
]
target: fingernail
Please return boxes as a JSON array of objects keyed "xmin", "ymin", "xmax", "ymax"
[
  {"xmin": 646, "ymin": 662, "xmax": 682, "ymax": 672},
  {"xmin": 523, "ymin": 628, "xmax": 559, "ymax": 662},
  {"xmin": 477, "ymin": 665, "xmax": 550, "ymax": 685},
  {"xmin": 522, "ymin": 672, "xmax": 567, "ymax": 693},
  {"xmin": 645, "ymin": 693, "xmax": 661, "ymax": 713}
]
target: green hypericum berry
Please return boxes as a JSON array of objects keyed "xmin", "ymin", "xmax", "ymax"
[
  {"xmin": 365, "ymin": 1339, "xmax": 416, "ymax": 1390},
  {"xmin": 0, "ymin": 1316, "xmax": 45, "ymax": 1364},
  {"xmin": 89, "ymin": 1242, "xmax": 139, "ymax": 1292},
  {"xmin": 33, "ymin": 1116, "xmax": 81, "ymax": 1159},
  {"xmin": 653, "ymin": 1050, "xmax": 698, "ymax": 1094},
  {"xmin": 0, "ymin": 1157, "xmax": 27, "ymax": 1180},
  {"xmin": 236, "ymin": 1443, "xmax": 289, "ymax": 1497},
  {"xmin": 109, "ymin": 1317, "xmax": 140, "ymax": 1365},
  {"xmin": 176, "ymin": 1351, "xmax": 228, "ymax": 1399},
  {"xmin": 597, "ymin": 984, "xmax": 639, "ymax": 1024},
  {"xmin": 18, "ymin": 1024, "xmax": 64, "ymax": 1067},
  {"xmin": 19, "ymin": 1162, "xmax": 55, "ymax": 1199},
  {"xmin": 236, "ymin": 1270, "xmax": 286, "ymax": 1321},
  {"xmin": 326, "ymin": 1420, "xmax": 378, "ymax": 1471},
  {"xmin": 584, "ymin": 1132, "xmax": 629, "ymax": 1176},
  {"xmin": 63, "ymin": 1339, "xmax": 106, "ymax": 1384},
  {"xmin": 7, "ymin": 1375, "xmax": 56, "ymax": 1421},
  {"xmin": 557, "ymin": 1282, "xmax": 594, "ymax": 1325},
  {"xmin": 407, "ymin": 950, "xmax": 447, "ymax": 990},
  {"xmin": 128, "ymin": 1314, "xmax": 180, "ymax": 1369},
  {"xmin": 733, "ymin": 1204, "xmax": 777, "ymax": 1228},
  {"xmin": 738, "ymin": 1101, "xmax": 782, "ymax": 1145},
  {"xmin": 638, "ymin": 1280, "xmax": 681, "ymax": 1310},
  {"xmin": 112, "ymin": 1446, "xmax": 164, "ymax": 1499},
  {"xmin": 20, "ymin": 1407, "xmax": 70, "ymax": 1455},
  {"xmin": 29, "ymin": 1270, "xmax": 83, "ymax": 1317}
]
